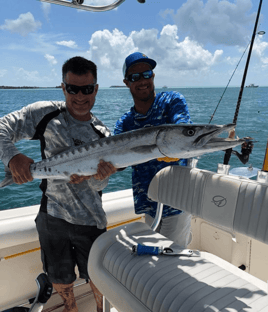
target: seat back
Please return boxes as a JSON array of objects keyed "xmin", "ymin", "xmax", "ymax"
[{"xmin": 148, "ymin": 166, "xmax": 268, "ymax": 244}]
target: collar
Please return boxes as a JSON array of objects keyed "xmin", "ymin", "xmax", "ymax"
[{"xmin": 130, "ymin": 98, "xmax": 156, "ymax": 120}]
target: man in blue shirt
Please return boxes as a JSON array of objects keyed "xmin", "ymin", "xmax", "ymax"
[{"xmin": 114, "ymin": 52, "xmax": 192, "ymax": 247}]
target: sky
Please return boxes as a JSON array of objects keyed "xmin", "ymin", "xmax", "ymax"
[{"xmin": 0, "ymin": 0, "xmax": 268, "ymax": 88}]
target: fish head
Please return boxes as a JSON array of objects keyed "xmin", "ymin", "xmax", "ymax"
[{"xmin": 157, "ymin": 123, "xmax": 245, "ymax": 158}]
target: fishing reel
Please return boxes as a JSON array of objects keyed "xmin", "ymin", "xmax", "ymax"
[{"xmin": 232, "ymin": 137, "xmax": 255, "ymax": 164}]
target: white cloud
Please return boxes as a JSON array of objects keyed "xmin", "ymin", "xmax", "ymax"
[
  {"xmin": 41, "ymin": 3, "xmax": 51, "ymax": 21},
  {"xmin": 161, "ymin": 0, "xmax": 256, "ymax": 47},
  {"xmin": 44, "ymin": 54, "xmax": 58, "ymax": 65},
  {"xmin": 87, "ymin": 25, "xmax": 223, "ymax": 76},
  {"xmin": 15, "ymin": 68, "xmax": 39, "ymax": 82},
  {"xmin": 56, "ymin": 40, "xmax": 78, "ymax": 49},
  {"xmin": 88, "ymin": 28, "xmax": 136, "ymax": 72},
  {"xmin": 0, "ymin": 70, "xmax": 7, "ymax": 78},
  {"xmin": 252, "ymin": 37, "xmax": 268, "ymax": 66},
  {"xmin": 0, "ymin": 12, "xmax": 41, "ymax": 37}
]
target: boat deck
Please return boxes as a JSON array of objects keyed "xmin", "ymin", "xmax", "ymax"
[{"xmin": 23, "ymin": 280, "xmax": 118, "ymax": 312}]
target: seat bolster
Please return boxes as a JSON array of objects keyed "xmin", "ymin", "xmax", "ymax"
[{"xmin": 88, "ymin": 222, "xmax": 156, "ymax": 312}]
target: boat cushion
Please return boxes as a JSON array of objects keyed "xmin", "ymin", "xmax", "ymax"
[
  {"xmin": 148, "ymin": 166, "xmax": 268, "ymax": 244},
  {"xmin": 88, "ymin": 222, "xmax": 267, "ymax": 312}
]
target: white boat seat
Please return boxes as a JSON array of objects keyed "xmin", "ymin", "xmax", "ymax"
[
  {"xmin": 148, "ymin": 166, "xmax": 268, "ymax": 244},
  {"xmin": 88, "ymin": 222, "xmax": 267, "ymax": 312},
  {"xmin": 88, "ymin": 166, "xmax": 268, "ymax": 311}
]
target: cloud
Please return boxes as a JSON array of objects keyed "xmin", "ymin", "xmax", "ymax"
[
  {"xmin": 41, "ymin": 3, "xmax": 51, "ymax": 21},
  {"xmin": 88, "ymin": 28, "xmax": 136, "ymax": 73},
  {"xmin": 15, "ymin": 68, "xmax": 39, "ymax": 82},
  {"xmin": 0, "ymin": 12, "xmax": 41, "ymax": 37},
  {"xmin": 252, "ymin": 37, "xmax": 268, "ymax": 66},
  {"xmin": 56, "ymin": 40, "xmax": 78, "ymax": 49},
  {"xmin": 44, "ymin": 54, "xmax": 58, "ymax": 65},
  {"xmin": 87, "ymin": 25, "xmax": 222, "ymax": 76},
  {"xmin": 0, "ymin": 70, "xmax": 8, "ymax": 78},
  {"xmin": 161, "ymin": 0, "xmax": 256, "ymax": 47}
]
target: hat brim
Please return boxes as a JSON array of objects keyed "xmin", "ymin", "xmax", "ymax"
[{"xmin": 125, "ymin": 58, "xmax": 156, "ymax": 77}]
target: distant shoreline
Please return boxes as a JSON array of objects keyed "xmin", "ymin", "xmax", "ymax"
[
  {"xmin": 1, "ymin": 85, "xmax": 267, "ymax": 90},
  {"xmin": 109, "ymin": 85, "xmax": 127, "ymax": 88},
  {"xmin": 0, "ymin": 86, "xmax": 62, "ymax": 89}
]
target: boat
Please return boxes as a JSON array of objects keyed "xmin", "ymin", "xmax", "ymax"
[
  {"xmin": 1, "ymin": 0, "xmax": 268, "ymax": 311},
  {"xmin": 1, "ymin": 160, "xmax": 268, "ymax": 311},
  {"xmin": 246, "ymin": 83, "xmax": 259, "ymax": 88}
]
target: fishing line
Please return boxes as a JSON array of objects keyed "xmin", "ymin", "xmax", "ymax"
[{"xmin": 209, "ymin": 42, "xmax": 250, "ymax": 124}]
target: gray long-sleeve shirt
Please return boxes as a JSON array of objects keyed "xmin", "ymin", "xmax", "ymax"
[{"xmin": 0, "ymin": 101, "xmax": 111, "ymax": 228}]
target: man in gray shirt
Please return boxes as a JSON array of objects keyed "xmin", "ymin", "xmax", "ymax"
[{"xmin": 0, "ymin": 56, "xmax": 116, "ymax": 312}]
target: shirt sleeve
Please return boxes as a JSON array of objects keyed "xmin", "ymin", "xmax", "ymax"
[
  {"xmin": 0, "ymin": 103, "xmax": 40, "ymax": 167},
  {"xmin": 168, "ymin": 92, "xmax": 192, "ymax": 125},
  {"xmin": 0, "ymin": 101, "xmax": 58, "ymax": 167}
]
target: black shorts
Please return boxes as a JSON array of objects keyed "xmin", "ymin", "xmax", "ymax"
[{"xmin": 35, "ymin": 212, "xmax": 106, "ymax": 284}]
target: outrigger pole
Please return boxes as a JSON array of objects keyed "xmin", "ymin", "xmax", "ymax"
[{"xmin": 223, "ymin": 0, "xmax": 263, "ymax": 165}]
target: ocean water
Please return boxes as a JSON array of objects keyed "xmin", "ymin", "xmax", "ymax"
[{"xmin": 0, "ymin": 87, "xmax": 267, "ymax": 210}]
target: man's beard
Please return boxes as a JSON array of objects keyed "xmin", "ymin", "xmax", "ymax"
[{"xmin": 130, "ymin": 88, "xmax": 155, "ymax": 102}]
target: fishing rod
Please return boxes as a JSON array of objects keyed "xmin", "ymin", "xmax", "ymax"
[{"xmin": 223, "ymin": 0, "xmax": 263, "ymax": 166}]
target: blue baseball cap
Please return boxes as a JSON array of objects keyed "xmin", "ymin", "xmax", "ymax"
[{"xmin": 123, "ymin": 52, "xmax": 157, "ymax": 78}]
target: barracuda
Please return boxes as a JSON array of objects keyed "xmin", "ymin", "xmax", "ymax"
[{"xmin": 0, "ymin": 123, "xmax": 244, "ymax": 187}]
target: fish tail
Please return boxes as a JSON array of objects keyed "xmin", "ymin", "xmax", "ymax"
[{"xmin": 0, "ymin": 169, "xmax": 14, "ymax": 188}]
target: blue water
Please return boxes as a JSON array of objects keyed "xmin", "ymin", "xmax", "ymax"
[{"xmin": 0, "ymin": 87, "xmax": 268, "ymax": 210}]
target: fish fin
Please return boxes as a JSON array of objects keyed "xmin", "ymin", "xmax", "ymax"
[
  {"xmin": 0, "ymin": 169, "xmax": 14, "ymax": 188},
  {"xmin": 130, "ymin": 145, "xmax": 158, "ymax": 154}
]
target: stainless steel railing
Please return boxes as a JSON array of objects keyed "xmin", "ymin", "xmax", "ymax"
[{"xmin": 39, "ymin": 0, "xmax": 145, "ymax": 12}]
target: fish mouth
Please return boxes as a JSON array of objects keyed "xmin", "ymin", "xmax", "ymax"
[{"xmin": 194, "ymin": 123, "xmax": 242, "ymax": 147}]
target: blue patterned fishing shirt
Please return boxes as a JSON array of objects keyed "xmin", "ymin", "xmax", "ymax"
[{"xmin": 114, "ymin": 91, "xmax": 192, "ymax": 218}]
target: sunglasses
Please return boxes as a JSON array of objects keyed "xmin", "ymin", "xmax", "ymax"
[
  {"xmin": 64, "ymin": 82, "xmax": 96, "ymax": 95},
  {"xmin": 127, "ymin": 70, "xmax": 153, "ymax": 82}
]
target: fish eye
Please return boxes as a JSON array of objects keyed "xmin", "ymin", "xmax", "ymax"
[{"xmin": 183, "ymin": 128, "xmax": 195, "ymax": 136}]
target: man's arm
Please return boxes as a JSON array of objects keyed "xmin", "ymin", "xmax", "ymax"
[
  {"xmin": 0, "ymin": 104, "xmax": 44, "ymax": 184},
  {"xmin": 0, "ymin": 102, "xmax": 57, "ymax": 168}
]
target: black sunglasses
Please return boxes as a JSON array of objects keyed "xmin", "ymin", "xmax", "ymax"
[
  {"xmin": 63, "ymin": 82, "xmax": 96, "ymax": 95},
  {"xmin": 127, "ymin": 70, "xmax": 153, "ymax": 82}
]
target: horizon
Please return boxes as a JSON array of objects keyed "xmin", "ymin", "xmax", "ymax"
[
  {"xmin": 1, "ymin": 85, "xmax": 268, "ymax": 89},
  {"xmin": 1, "ymin": 1, "xmax": 268, "ymax": 88}
]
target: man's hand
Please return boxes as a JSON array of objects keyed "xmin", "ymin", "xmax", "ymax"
[
  {"xmin": 69, "ymin": 160, "xmax": 117, "ymax": 184},
  {"xmin": 8, "ymin": 154, "xmax": 34, "ymax": 185},
  {"xmin": 228, "ymin": 129, "xmax": 236, "ymax": 139}
]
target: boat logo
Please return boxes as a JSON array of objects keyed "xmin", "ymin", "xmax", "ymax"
[{"xmin": 212, "ymin": 195, "xmax": 227, "ymax": 207}]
